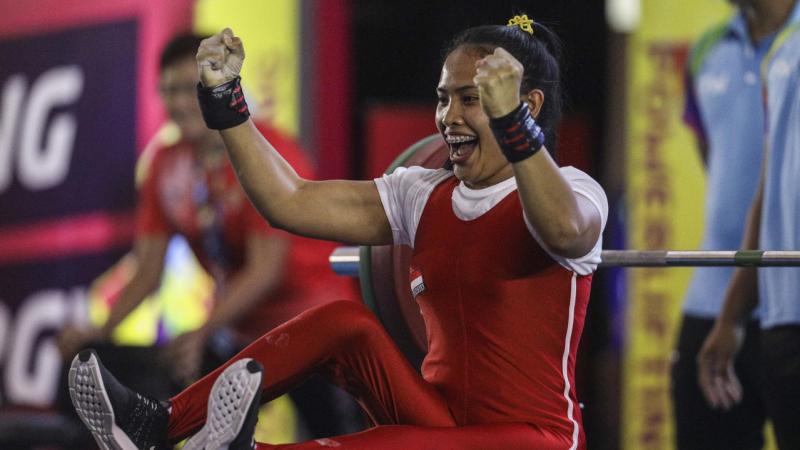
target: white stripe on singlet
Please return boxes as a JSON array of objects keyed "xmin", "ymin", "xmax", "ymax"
[{"xmin": 562, "ymin": 273, "xmax": 580, "ymax": 450}]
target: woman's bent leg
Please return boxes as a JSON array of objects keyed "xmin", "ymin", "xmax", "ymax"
[{"xmin": 168, "ymin": 301, "xmax": 454, "ymax": 440}]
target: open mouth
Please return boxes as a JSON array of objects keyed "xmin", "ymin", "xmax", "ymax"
[{"xmin": 446, "ymin": 135, "xmax": 478, "ymax": 165}]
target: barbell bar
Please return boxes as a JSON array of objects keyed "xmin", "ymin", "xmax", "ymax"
[{"xmin": 329, "ymin": 247, "xmax": 800, "ymax": 276}]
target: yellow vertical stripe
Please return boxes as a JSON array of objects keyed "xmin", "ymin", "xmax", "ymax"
[{"xmin": 194, "ymin": 0, "xmax": 300, "ymax": 136}]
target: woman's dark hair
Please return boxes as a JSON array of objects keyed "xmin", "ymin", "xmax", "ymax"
[
  {"xmin": 442, "ymin": 19, "xmax": 564, "ymax": 157},
  {"xmin": 159, "ymin": 33, "xmax": 209, "ymax": 72}
]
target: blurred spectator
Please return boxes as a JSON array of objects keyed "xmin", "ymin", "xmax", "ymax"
[
  {"xmin": 696, "ymin": 1, "xmax": 800, "ymax": 450},
  {"xmin": 692, "ymin": 0, "xmax": 800, "ymax": 449},
  {"xmin": 668, "ymin": 1, "xmax": 799, "ymax": 448}
]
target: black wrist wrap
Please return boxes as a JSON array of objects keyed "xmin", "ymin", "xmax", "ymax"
[
  {"xmin": 197, "ymin": 77, "xmax": 250, "ymax": 130},
  {"xmin": 489, "ymin": 102, "xmax": 545, "ymax": 163}
]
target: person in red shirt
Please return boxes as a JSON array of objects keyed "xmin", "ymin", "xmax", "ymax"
[
  {"xmin": 58, "ymin": 33, "xmax": 358, "ymax": 439},
  {"xmin": 133, "ymin": 117, "xmax": 349, "ymax": 354},
  {"xmin": 68, "ymin": 16, "xmax": 607, "ymax": 450}
]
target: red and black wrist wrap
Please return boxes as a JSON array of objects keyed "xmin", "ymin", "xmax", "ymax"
[
  {"xmin": 489, "ymin": 102, "xmax": 545, "ymax": 163},
  {"xmin": 197, "ymin": 76, "xmax": 250, "ymax": 130}
]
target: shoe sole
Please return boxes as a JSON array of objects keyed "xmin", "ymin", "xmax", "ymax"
[
  {"xmin": 68, "ymin": 350, "xmax": 138, "ymax": 450},
  {"xmin": 182, "ymin": 358, "xmax": 263, "ymax": 450}
]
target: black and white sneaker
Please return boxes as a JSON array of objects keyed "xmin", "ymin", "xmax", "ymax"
[
  {"xmin": 183, "ymin": 358, "xmax": 263, "ymax": 450},
  {"xmin": 68, "ymin": 349, "xmax": 170, "ymax": 450}
]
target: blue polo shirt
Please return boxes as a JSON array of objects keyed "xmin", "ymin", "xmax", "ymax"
[
  {"xmin": 681, "ymin": 13, "xmax": 776, "ymax": 318},
  {"xmin": 759, "ymin": 10, "xmax": 800, "ymax": 329}
]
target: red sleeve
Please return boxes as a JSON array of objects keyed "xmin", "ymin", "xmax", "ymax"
[{"xmin": 135, "ymin": 146, "xmax": 171, "ymax": 237}]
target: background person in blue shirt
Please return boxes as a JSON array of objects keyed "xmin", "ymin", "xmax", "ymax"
[
  {"xmin": 698, "ymin": 2, "xmax": 800, "ymax": 449},
  {"xmin": 673, "ymin": 1, "xmax": 798, "ymax": 448}
]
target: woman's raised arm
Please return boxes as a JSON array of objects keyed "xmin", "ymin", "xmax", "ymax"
[{"xmin": 197, "ymin": 29, "xmax": 392, "ymax": 245}]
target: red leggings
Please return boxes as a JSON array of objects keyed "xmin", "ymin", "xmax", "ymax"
[{"xmin": 168, "ymin": 301, "xmax": 577, "ymax": 450}]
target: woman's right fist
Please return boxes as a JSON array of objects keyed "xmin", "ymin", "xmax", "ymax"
[{"xmin": 196, "ymin": 28, "xmax": 245, "ymax": 88}]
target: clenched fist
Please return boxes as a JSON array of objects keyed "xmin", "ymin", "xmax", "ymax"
[
  {"xmin": 197, "ymin": 28, "xmax": 245, "ymax": 88},
  {"xmin": 473, "ymin": 47, "xmax": 524, "ymax": 118}
]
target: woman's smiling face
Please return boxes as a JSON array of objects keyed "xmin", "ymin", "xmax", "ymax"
[{"xmin": 435, "ymin": 46, "xmax": 514, "ymax": 189}]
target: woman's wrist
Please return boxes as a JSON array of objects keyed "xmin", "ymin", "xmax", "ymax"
[
  {"xmin": 196, "ymin": 76, "xmax": 251, "ymax": 130},
  {"xmin": 488, "ymin": 102, "xmax": 545, "ymax": 163}
]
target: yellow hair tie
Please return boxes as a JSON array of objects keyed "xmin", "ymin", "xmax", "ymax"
[{"xmin": 507, "ymin": 14, "xmax": 534, "ymax": 35}]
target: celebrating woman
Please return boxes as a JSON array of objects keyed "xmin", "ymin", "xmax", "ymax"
[{"xmin": 70, "ymin": 15, "xmax": 607, "ymax": 450}]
